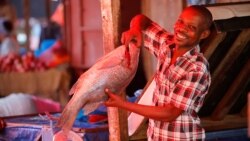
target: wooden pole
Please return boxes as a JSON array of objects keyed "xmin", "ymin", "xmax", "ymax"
[
  {"xmin": 23, "ymin": 0, "xmax": 30, "ymax": 50},
  {"xmin": 100, "ymin": 1, "xmax": 129, "ymax": 141},
  {"xmin": 100, "ymin": 0, "xmax": 120, "ymax": 54},
  {"xmin": 45, "ymin": 0, "xmax": 51, "ymax": 21}
]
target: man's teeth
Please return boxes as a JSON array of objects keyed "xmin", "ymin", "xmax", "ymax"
[{"xmin": 177, "ymin": 33, "xmax": 186, "ymax": 39}]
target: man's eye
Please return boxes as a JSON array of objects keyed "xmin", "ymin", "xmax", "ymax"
[{"xmin": 187, "ymin": 25, "xmax": 196, "ymax": 31}]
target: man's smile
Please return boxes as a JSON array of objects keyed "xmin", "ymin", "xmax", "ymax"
[{"xmin": 175, "ymin": 31, "xmax": 188, "ymax": 41}]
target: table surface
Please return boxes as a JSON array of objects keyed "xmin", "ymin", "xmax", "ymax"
[{"xmin": 0, "ymin": 113, "xmax": 109, "ymax": 141}]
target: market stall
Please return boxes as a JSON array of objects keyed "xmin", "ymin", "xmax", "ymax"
[{"xmin": 0, "ymin": 68, "xmax": 70, "ymax": 106}]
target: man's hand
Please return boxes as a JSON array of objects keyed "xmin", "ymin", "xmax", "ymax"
[
  {"xmin": 121, "ymin": 28, "xmax": 143, "ymax": 48},
  {"xmin": 121, "ymin": 14, "xmax": 151, "ymax": 48},
  {"xmin": 104, "ymin": 88, "xmax": 125, "ymax": 108}
]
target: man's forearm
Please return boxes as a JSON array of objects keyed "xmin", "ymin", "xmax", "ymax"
[
  {"xmin": 130, "ymin": 14, "xmax": 152, "ymax": 31},
  {"xmin": 119, "ymin": 100, "xmax": 183, "ymax": 122}
]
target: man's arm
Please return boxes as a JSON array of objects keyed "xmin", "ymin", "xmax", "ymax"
[
  {"xmin": 121, "ymin": 14, "xmax": 152, "ymax": 47},
  {"xmin": 104, "ymin": 89, "xmax": 183, "ymax": 122}
]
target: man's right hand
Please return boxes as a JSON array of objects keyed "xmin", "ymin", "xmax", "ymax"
[
  {"xmin": 121, "ymin": 14, "xmax": 152, "ymax": 48},
  {"xmin": 121, "ymin": 28, "xmax": 143, "ymax": 48},
  {"xmin": 104, "ymin": 88, "xmax": 125, "ymax": 108}
]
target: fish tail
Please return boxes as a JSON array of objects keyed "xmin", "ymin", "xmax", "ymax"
[{"xmin": 57, "ymin": 106, "xmax": 78, "ymax": 131}]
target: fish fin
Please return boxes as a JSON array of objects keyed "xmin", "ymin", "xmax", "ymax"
[
  {"xmin": 83, "ymin": 101, "xmax": 103, "ymax": 115},
  {"xmin": 69, "ymin": 82, "xmax": 82, "ymax": 96},
  {"xmin": 69, "ymin": 77, "xmax": 84, "ymax": 95},
  {"xmin": 97, "ymin": 57, "xmax": 123, "ymax": 70},
  {"xmin": 69, "ymin": 86, "xmax": 75, "ymax": 95}
]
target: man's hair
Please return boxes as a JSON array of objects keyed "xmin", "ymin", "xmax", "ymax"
[{"xmin": 185, "ymin": 5, "xmax": 213, "ymax": 30}]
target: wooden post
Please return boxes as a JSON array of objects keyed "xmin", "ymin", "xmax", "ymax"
[
  {"xmin": 45, "ymin": 0, "xmax": 51, "ymax": 21},
  {"xmin": 100, "ymin": 1, "xmax": 129, "ymax": 141},
  {"xmin": 23, "ymin": 0, "xmax": 30, "ymax": 50},
  {"xmin": 100, "ymin": 0, "xmax": 120, "ymax": 54}
]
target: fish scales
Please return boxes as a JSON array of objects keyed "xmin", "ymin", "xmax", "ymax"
[{"xmin": 57, "ymin": 43, "xmax": 140, "ymax": 133}]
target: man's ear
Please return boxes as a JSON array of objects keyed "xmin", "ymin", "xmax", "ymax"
[{"xmin": 200, "ymin": 29, "xmax": 210, "ymax": 40}]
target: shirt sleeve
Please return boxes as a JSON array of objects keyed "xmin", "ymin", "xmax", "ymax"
[
  {"xmin": 143, "ymin": 22, "xmax": 172, "ymax": 58},
  {"xmin": 168, "ymin": 69, "xmax": 210, "ymax": 112}
]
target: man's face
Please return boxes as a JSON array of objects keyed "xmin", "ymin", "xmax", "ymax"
[{"xmin": 174, "ymin": 8, "xmax": 207, "ymax": 48}]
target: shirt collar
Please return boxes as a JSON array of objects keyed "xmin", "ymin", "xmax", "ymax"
[
  {"xmin": 184, "ymin": 45, "xmax": 200, "ymax": 57},
  {"xmin": 170, "ymin": 44, "xmax": 200, "ymax": 58}
]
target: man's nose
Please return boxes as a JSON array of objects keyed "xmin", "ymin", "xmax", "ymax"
[{"xmin": 176, "ymin": 23, "xmax": 188, "ymax": 33}]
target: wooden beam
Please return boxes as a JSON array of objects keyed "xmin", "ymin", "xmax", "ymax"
[
  {"xmin": 201, "ymin": 114, "xmax": 247, "ymax": 132},
  {"xmin": 100, "ymin": 1, "xmax": 129, "ymax": 141},
  {"xmin": 214, "ymin": 16, "xmax": 250, "ymax": 32},
  {"xmin": 23, "ymin": 0, "xmax": 30, "ymax": 50},
  {"xmin": 129, "ymin": 122, "xmax": 147, "ymax": 140},
  {"xmin": 204, "ymin": 29, "xmax": 250, "ymax": 102},
  {"xmin": 240, "ymin": 104, "xmax": 247, "ymax": 117},
  {"xmin": 211, "ymin": 59, "xmax": 250, "ymax": 120},
  {"xmin": 201, "ymin": 30, "xmax": 227, "ymax": 60}
]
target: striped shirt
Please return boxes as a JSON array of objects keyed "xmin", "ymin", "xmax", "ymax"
[{"xmin": 144, "ymin": 22, "xmax": 211, "ymax": 141}]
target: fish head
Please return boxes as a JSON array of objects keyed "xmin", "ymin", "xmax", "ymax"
[{"xmin": 124, "ymin": 42, "xmax": 140, "ymax": 69}]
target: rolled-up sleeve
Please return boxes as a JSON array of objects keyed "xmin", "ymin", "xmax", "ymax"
[{"xmin": 143, "ymin": 22, "xmax": 172, "ymax": 58}]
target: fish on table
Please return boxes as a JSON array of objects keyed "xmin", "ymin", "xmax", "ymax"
[{"xmin": 55, "ymin": 43, "xmax": 140, "ymax": 139}]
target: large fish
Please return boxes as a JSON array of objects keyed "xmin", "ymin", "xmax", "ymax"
[{"xmin": 57, "ymin": 43, "xmax": 140, "ymax": 133}]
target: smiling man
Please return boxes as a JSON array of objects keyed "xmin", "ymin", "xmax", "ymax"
[{"xmin": 105, "ymin": 5, "xmax": 212, "ymax": 141}]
